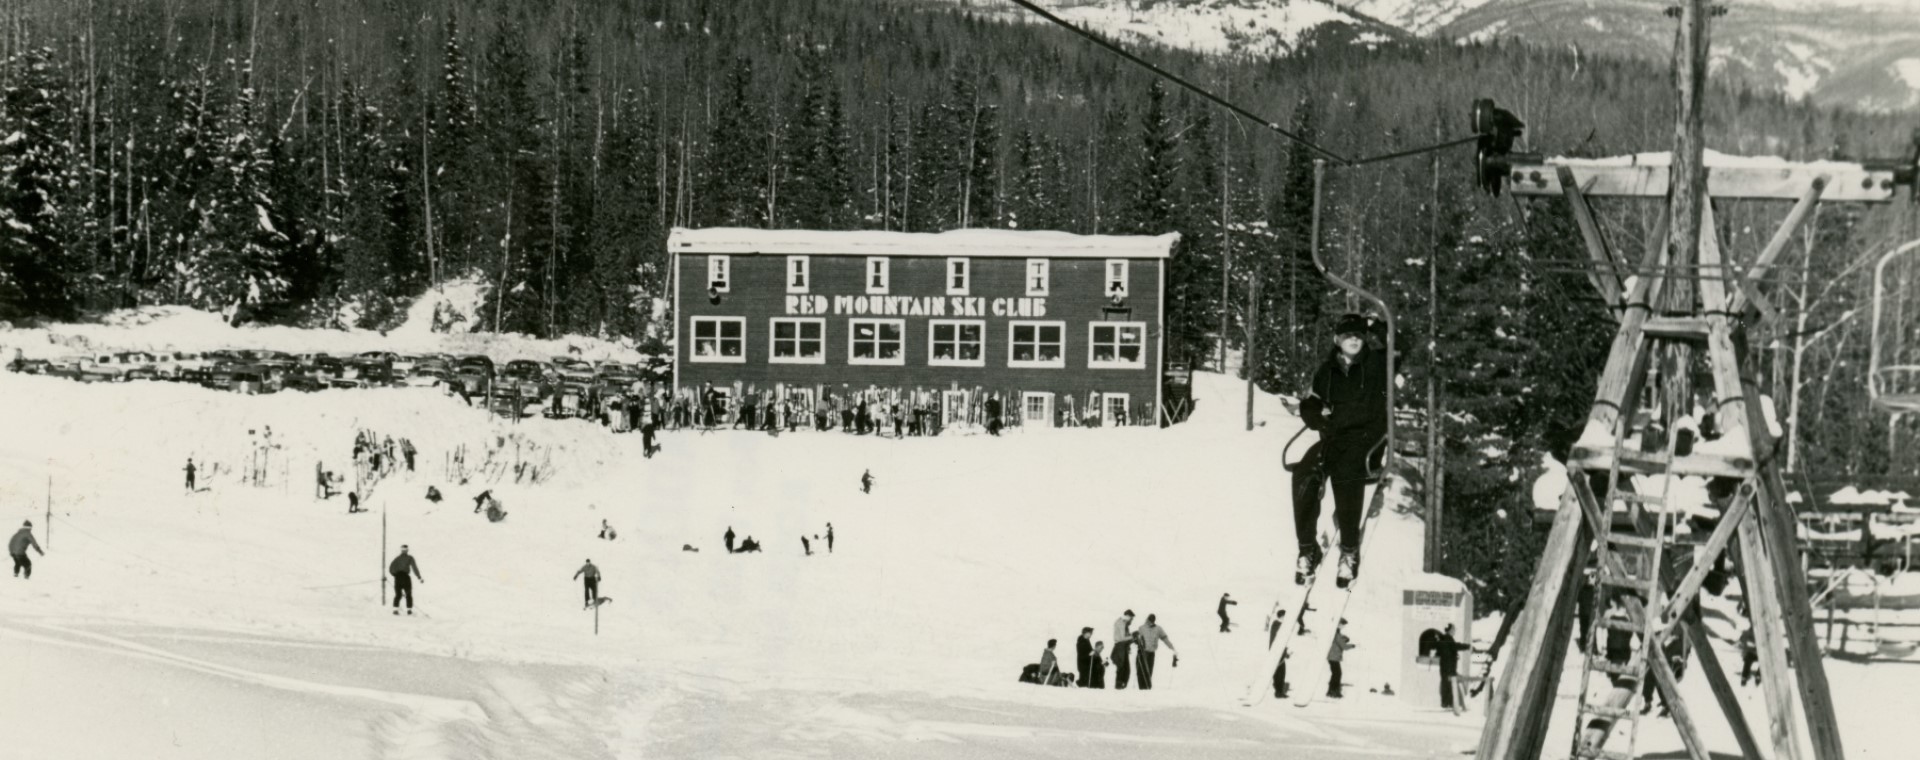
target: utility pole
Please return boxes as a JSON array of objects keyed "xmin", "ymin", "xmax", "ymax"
[
  {"xmin": 1246, "ymin": 276, "xmax": 1260, "ymax": 431},
  {"xmin": 380, "ymin": 503, "xmax": 388, "ymax": 607},
  {"xmin": 1426, "ymin": 138, "xmax": 1442, "ymax": 573}
]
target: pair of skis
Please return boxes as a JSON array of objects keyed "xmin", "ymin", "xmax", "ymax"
[{"xmin": 1240, "ymin": 480, "xmax": 1389, "ymax": 708}]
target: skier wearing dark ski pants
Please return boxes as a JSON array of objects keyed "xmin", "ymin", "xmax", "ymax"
[
  {"xmin": 575, "ymin": 560, "xmax": 601, "ymax": 608},
  {"xmin": 1436, "ymin": 624, "xmax": 1471, "ymax": 711},
  {"xmin": 1134, "ymin": 615, "xmax": 1177, "ymax": 690},
  {"xmin": 1327, "ymin": 623, "xmax": 1355, "ymax": 698},
  {"xmin": 390, "ymin": 546, "xmax": 424, "ymax": 613},
  {"xmin": 1297, "ymin": 314, "xmax": 1389, "ymax": 585},
  {"xmin": 11, "ymin": 521, "xmax": 44, "ymax": 579},
  {"xmin": 1111, "ymin": 611, "xmax": 1136, "ymax": 689},
  {"xmin": 1075, "ymin": 628, "xmax": 1095, "ymax": 687}
]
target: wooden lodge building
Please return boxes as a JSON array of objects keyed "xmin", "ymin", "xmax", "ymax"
[{"xmin": 668, "ymin": 227, "xmax": 1177, "ymax": 428}]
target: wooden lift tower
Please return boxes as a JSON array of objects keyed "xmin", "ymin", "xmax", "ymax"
[{"xmin": 1471, "ymin": 2, "xmax": 1920, "ymax": 759}]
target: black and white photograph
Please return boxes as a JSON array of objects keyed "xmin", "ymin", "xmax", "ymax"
[{"xmin": 2, "ymin": 0, "xmax": 1918, "ymax": 757}]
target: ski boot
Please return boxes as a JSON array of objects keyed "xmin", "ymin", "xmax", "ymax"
[
  {"xmin": 1295, "ymin": 547, "xmax": 1323, "ymax": 586},
  {"xmin": 1336, "ymin": 549, "xmax": 1359, "ymax": 589}
]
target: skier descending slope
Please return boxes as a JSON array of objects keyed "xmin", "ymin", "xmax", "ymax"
[
  {"xmin": 1297, "ymin": 313, "xmax": 1388, "ymax": 588},
  {"xmin": 390, "ymin": 545, "xmax": 424, "ymax": 615}
]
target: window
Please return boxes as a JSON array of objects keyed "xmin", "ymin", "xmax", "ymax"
[
  {"xmin": 770, "ymin": 318, "xmax": 825, "ymax": 364},
  {"xmin": 786, "ymin": 256, "xmax": 810, "ymax": 294},
  {"xmin": 690, "ymin": 317, "xmax": 745, "ymax": 363},
  {"xmin": 865, "ymin": 257, "xmax": 891, "ymax": 295},
  {"xmin": 1089, "ymin": 322, "xmax": 1147, "ymax": 369},
  {"xmin": 849, "ymin": 318, "xmax": 905, "ymax": 365},
  {"xmin": 707, "ymin": 255, "xmax": 730, "ymax": 293},
  {"xmin": 946, "ymin": 257, "xmax": 970, "ymax": 296},
  {"xmin": 1026, "ymin": 259, "xmax": 1050, "ymax": 296},
  {"xmin": 1008, "ymin": 320, "xmax": 1066, "ymax": 368},
  {"xmin": 1105, "ymin": 259, "xmax": 1129, "ymax": 298},
  {"xmin": 929, "ymin": 320, "xmax": 986, "ymax": 367}
]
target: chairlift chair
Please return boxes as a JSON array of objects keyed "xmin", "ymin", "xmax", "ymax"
[{"xmin": 1870, "ymin": 239, "xmax": 1920, "ymax": 414}]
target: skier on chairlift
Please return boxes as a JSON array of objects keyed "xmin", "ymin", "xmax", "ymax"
[{"xmin": 1297, "ymin": 313, "xmax": 1389, "ymax": 588}]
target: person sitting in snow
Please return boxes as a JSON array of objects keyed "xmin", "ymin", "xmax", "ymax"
[
  {"xmin": 426, "ymin": 485, "xmax": 442, "ymax": 503},
  {"xmin": 738, "ymin": 537, "xmax": 762, "ymax": 553},
  {"xmin": 599, "ymin": 519, "xmax": 617, "ymax": 541}
]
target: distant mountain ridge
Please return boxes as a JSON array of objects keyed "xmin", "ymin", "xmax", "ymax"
[{"xmin": 930, "ymin": 0, "xmax": 1920, "ymax": 111}]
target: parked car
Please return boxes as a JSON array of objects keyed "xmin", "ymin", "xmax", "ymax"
[
  {"xmin": 82, "ymin": 354, "xmax": 137, "ymax": 382},
  {"xmin": 154, "ymin": 351, "xmax": 212, "ymax": 381},
  {"xmin": 550, "ymin": 357, "xmax": 596, "ymax": 384},
  {"xmin": 255, "ymin": 351, "xmax": 298, "ymax": 369},
  {"xmin": 284, "ymin": 372, "xmax": 329, "ymax": 393},
  {"xmin": 404, "ymin": 366, "xmax": 453, "ymax": 389}
]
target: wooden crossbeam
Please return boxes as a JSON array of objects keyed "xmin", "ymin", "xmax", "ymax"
[
  {"xmin": 1683, "ymin": 607, "xmax": 1768, "ymax": 760},
  {"xmin": 1661, "ymin": 486, "xmax": 1756, "ymax": 638},
  {"xmin": 1505, "ymin": 161, "xmax": 1894, "ymax": 202},
  {"xmin": 1560, "ymin": 166, "xmax": 1626, "ymax": 311},
  {"xmin": 1729, "ymin": 178, "xmax": 1828, "ymax": 315}
]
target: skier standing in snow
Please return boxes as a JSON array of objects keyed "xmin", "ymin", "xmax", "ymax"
[
  {"xmin": 825, "ymin": 523, "xmax": 834, "ymax": 553},
  {"xmin": 1134, "ymin": 614, "xmax": 1177, "ymax": 690},
  {"xmin": 860, "ymin": 470, "xmax": 874, "ymax": 494},
  {"xmin": 1089, "ymin": 641, "xmax": 1108, "ymax": 688},
  {"xmin": 1075, "ymin": 627, "xmax": 1095, "ymax": 687},
  {"xmin": 1111, "ymin": 610, "xmax": 1137, "ymax": 690},
  {"xmin": 801, "ymin": 535, "xmax": 812, "ymax": 556},
  {"xmin": 390, "ymin": 545, "xmax": 424, "ymax": 615},
  {"xmin": 1435, "ymin": 623, "xmax": 1472, "ymax": 714},
  {"xmin": 575, "ymin": 559, "xmax": 601, "ymax": 609},
  {"xmin": 1326, "ymin": 619, "xmax": 1355, "ymax": 698},
  {"xmin": 1218, "ymin": 593, "xmax": 1237, "ymax": 632},
  {"xmin": 1297, "ymin": 313, "xmax": 1390, "ymax": 588},
  {"xmin": 725, "ymin": 526, "xmax": 737, "ymax": 554},
  {"xmin": 401, "ymin": 438, "xmax": 416, "ymax": 472},
  {"xmin": 10, "ymin": 520, "xmax": 44, "ymax": 579},
  {"xmin": 184, "ymin": 457, "xmax": 197, "ymax": 493}
]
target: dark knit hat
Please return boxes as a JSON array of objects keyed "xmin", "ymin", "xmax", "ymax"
[{"xmin": 1334, "ymin": 313, "xmax": 1370, "ymax": 337}]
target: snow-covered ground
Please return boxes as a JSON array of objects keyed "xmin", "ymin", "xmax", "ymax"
[{"xmin": 1, "ymin": 341, "xmax": 1914, "ymax": 757}]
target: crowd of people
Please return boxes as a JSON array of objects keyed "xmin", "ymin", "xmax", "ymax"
[{"xmin": 1023, "ymin": 610, "xmax": 1181, "ymax": 690}]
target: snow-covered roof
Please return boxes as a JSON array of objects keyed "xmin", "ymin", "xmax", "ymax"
[
  {"xmin": 668, "ymin": 227, "xmax": 1178, "ymax": 260},
  {"xmin": 1544, "ymin": 149, "xmax": 1872, "ymax": 172}
]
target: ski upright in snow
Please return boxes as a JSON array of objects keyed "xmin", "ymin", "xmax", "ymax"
[
  {"xmin": 1239, "ymin": 547, "xmax": 1336, "ymax": 707},
  {"xmin": 1287, "ymin": 482, "xmax": 1390, "ymax": 708}
]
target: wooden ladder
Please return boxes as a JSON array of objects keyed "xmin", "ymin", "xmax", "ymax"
[{"xmin": 1571, "ymin": 415, "xmax": 1684, "ymax": 760}]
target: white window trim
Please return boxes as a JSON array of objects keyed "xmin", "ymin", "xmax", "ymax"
[
  {"xmin": 786, "ymin": 256, "xmax": 810, "ymax": 294},
  {"xmin": 1088, "ymin": 321, "xmax": 1148, "ymax": 370},
  {"xmin": 1103, "ymin": 392, "xmax": 1132, "ymax": 426},
  {"xmin": 928, "ymin": 319, "xmax": 987, "ymax": 368},
  {"xmin": 1025, "ymin": 258, "xmax": 1050, "ymax": 296},
  {"xmin": 1022, "ymin": 391, "xmax": 1055, "ymax": 428},
  {"xmin": 1007, "ymin": 320, "xmax": 1068, "ymax": 369},
  {"xmin": 707, "ymin": 255, "xmax": 731, "ymax": 293},
  {"xmin": 689, "ymin": 316, "xmax": 746, "ymax": 364},
  {"xmin": 865, "ymin": 257, "xmax": 891, "ymax": 295},
  {"xmin": 1105, "ymin": 259, "xmax": 1129, "ymax": 298},
  {"xmin": 848, "ymin": 318, "xmax": 907, "ymax": 366},
  {"xmin": 768, "ymin": 317, "xmax": 827, "ymax": 365},
  {"xmin": 946, "ymin": 257, "xmax": 971, "ymax": 296}
]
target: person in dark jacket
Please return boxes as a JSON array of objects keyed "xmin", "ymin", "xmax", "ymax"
[
  {"xmin": 390, "ymin": 545, "xmax": 424, "ymax": 614},
  {"xmin": 1218, "ymin": 593, "xmax": 1237, "ymax": 632},
  {"xmin": 184, "ymin": 457, "xmax": 197, "ymax": 493},
  {"xmin": 860, "ymin": 470, "xmax": 874, "ymax": 494},
  {"xmin": 1435, "ymin": 623, "xmax": 1473, "ymax": 713},
  {"xmin": 1076, "ymin": 627, "xmax": 1095, "ymax": 687},
  {"xmin": 574, "ymin": 559, "xmax": 601, "ymax": 609},
  {"xmin": 1089, "ymin": 641, "xmax": 1108, "ymax": 688},
  {"xmin": 1297, "ymin": 313, "xmax": 1389, "ymax": 588},
  {"xmin": 826, "ymin": 523, "xmax": 834, "ymax": 553},
  {"xmin": 725, "ymin": 526, "xmax": 737, "ymax": 554},
  {"xmin": 10, "ymin": 520, "xmax": 44, "ymax": 579}
]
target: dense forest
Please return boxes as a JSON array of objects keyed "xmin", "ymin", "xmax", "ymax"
[{"xmin": 1, "ymin": 0, "xmax": 1915, "ymax": 607}]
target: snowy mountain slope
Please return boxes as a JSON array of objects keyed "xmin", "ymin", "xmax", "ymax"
[
  {"xmin": 923, "ymin": 0, "xmax": 1407, "ymax": 57},
  {"xmin": 916, "ymin": 0, "xmax": 1920, "ymax": 110},
  {"xmin": 1439, "ymin": 0, "xmax": 1920, "ymax": 109}
]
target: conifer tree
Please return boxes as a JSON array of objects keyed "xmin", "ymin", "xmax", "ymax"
[{"xmin": 0, "ymin": 48, "xmax": 80, "ymax": 321}]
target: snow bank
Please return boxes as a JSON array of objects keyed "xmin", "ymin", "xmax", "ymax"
[{"xmin": 0, "ymin": 281, "xmax": 646, "ymax": 364}]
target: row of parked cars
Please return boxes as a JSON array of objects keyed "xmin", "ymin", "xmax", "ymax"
[{"xmin": 8, "ymin": 349, "xmax": 669, "ymax": 403}]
